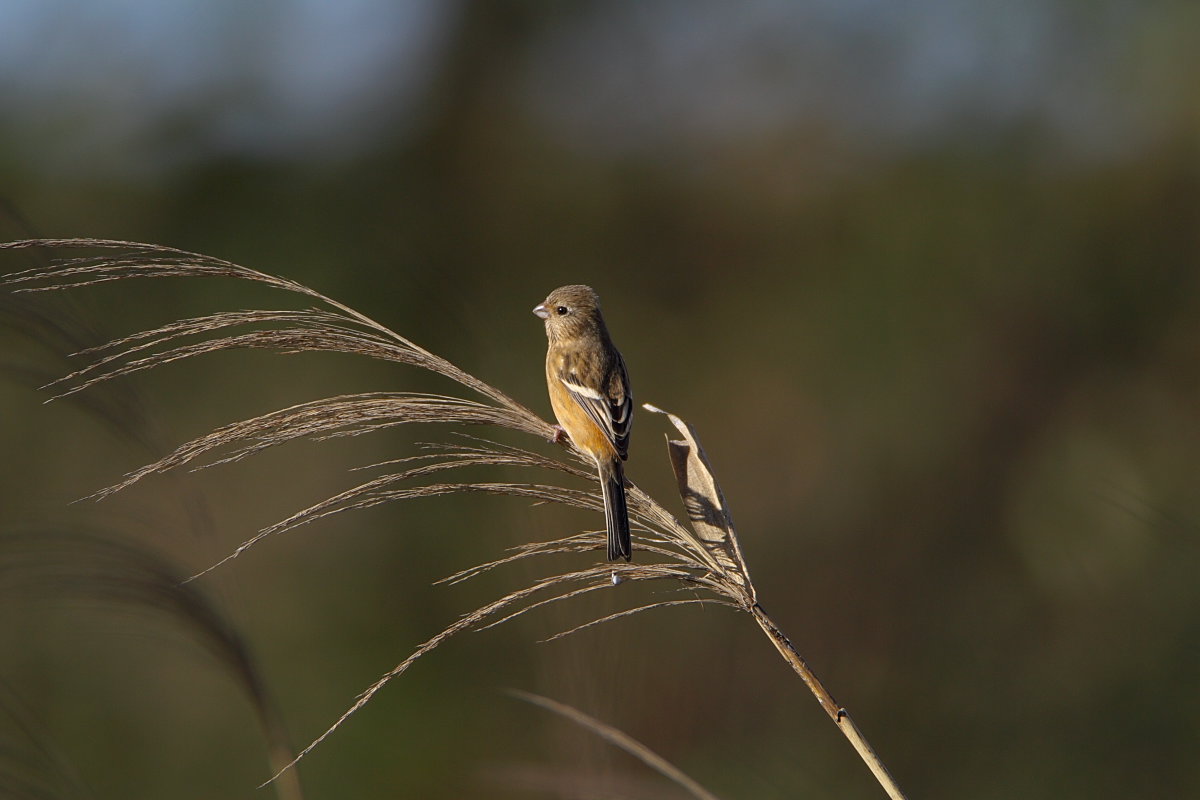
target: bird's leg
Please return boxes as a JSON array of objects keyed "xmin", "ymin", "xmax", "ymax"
[{"xmin": 548, "ymin": 424, "xmax": 570, "ymax": 446}]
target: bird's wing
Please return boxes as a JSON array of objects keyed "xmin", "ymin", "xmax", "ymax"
[{"xmin": 559, "ymin": 353, "xmax": 632, "ymax": 460}]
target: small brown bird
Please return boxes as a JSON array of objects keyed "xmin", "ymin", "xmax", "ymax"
[{"xmin": 534, "ymin": 285, "xmax": 633, "ymax": 561}]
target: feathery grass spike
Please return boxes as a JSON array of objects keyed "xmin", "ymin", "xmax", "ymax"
[{"xmin": 3, "ymin": 238, "xmax": 907, "ymax": 799}]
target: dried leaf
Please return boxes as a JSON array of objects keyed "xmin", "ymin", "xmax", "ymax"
[{"xmin": 644, "ymin": 404, "xmax": 754, "ymax": 602}]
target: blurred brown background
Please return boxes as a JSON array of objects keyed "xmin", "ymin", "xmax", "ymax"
[{"xmin": 2, "ymin": 2, "xmax": 1199, "ymax": 798}]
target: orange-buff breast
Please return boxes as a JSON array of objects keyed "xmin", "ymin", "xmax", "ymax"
[{"xmin": 546, "ymin": 368, "xmax": 616, "ymax": 461}]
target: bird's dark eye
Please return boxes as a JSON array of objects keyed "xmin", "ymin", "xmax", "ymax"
[{"xmin": 555, "ymin": 306, "xmax": 569, "ymax": 315}]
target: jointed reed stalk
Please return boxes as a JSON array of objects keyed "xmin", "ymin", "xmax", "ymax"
[{"xmin": 2, "ymin": 239, "xmax": 907, "ymax": 799}]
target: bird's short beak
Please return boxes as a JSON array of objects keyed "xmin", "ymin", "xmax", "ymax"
[{"xmin": 532, "ymin": 304, "xmax": 550, "ymax": 320}]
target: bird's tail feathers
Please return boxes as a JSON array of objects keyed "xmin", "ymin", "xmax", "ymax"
[{"xmin": 600, "ymin": 459, "xmax": 631, "ymax": 562}]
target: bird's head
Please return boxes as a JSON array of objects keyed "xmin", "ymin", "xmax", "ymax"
[{"xmin": 533, "ymin": 284, "xmax": 603, "ymax": 342}]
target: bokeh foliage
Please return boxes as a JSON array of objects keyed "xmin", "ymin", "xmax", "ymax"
[{"xmin": 2, "ymin": 2, "xmax": 1198, "ymax": 798}]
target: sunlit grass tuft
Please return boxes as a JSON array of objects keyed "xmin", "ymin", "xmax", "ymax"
[{"xmin": 2, "ymin": 238, "xmax": 906, "ymax": 798}]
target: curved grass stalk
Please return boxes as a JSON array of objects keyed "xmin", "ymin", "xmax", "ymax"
[
  {"xmin": 510, "ymin": 690, "xmax": 725, "ymax": 800},
  {"xmin": 2, "ymin": 238, "xmax": 907, "ymax": 799},
  {"xmin": 0, "ymin": 529, "xmax": 304, "ymax": 800}
]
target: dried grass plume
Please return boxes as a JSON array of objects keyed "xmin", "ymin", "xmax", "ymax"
[{"xmin": 2, "ymin": 238, "xmax": 906, "ymax": 799}]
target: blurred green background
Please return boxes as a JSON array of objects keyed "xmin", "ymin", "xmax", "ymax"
[{"xmin": 2, "ymin": 1, "xmax": 1199, "ymax": 797}]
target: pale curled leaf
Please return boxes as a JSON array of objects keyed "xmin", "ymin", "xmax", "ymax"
[{"xmin": 643, "ymin": 404, "xmax": 754, "ymax": 602}]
